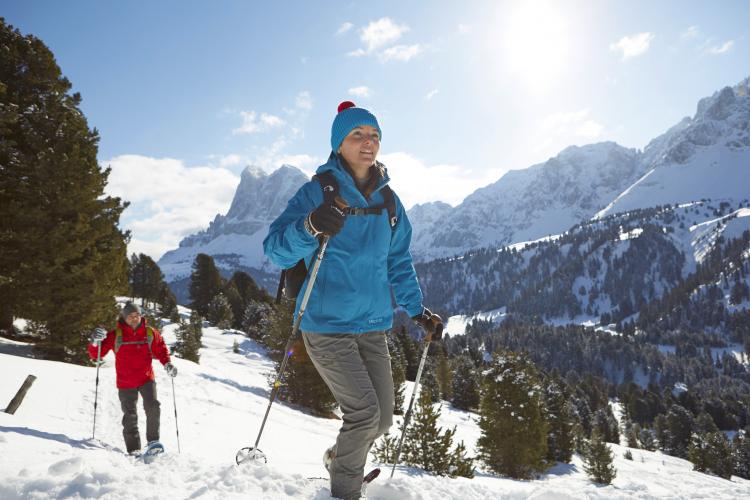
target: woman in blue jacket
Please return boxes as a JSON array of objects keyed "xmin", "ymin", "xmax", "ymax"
[{"xmin": 263, "ymin": 101, "xmax": 442, "ymax": 500}]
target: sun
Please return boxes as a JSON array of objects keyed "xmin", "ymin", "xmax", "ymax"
[{"xmin": 502, "ymin": 1, "xmax": 571, "ymax": 88}]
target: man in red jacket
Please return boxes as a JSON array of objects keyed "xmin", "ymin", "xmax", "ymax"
[{"xmin": 88, "ymin": 301, "xmax": 177, "ymax": 454}]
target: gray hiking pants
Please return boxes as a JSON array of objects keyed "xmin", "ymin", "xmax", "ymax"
[
  {"xmin": 118, "ymin": 380, "xmax": 160, "ymax": 453},
  {"xmin": 302, "ymin": 331, "xmax": 394, "ymax": 500}
]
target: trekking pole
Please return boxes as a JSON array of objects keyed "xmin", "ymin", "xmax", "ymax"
[
  {"xmin": 236, "ymin": 236, "xmax": 331, "ymax": 465},
  {"xmin": 92, "ymin": 341, "xmax": 102, "ymax": 439},
  {"xmin": 389, "ymin": 323, "xmax": 442, "ymax": 478},
  {"xmin": 171, "ymin": 376, "xmax": 181, "ymax": 453}
]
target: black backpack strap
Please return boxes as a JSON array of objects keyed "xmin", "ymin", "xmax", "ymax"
[
  {"xmin": 314, "ymin": 171, "xmax": 339, "ymax": 206},
  {"xmin": 379, "ymin": 185, "xmax": 398, "ymax": 229}
]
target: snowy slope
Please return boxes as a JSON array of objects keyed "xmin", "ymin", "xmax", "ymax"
[
  {"xmin": 2, "ymin": 309, "xmax": 750, "ymax": 498},
  {"xmin": 596, "ymin": 78, "xmax": 750, "ymax": 219}
]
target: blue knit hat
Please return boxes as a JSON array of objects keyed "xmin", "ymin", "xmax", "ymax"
[{"xmin": 330, "ymin": 101, "xmax": 382, "ymax": 152}]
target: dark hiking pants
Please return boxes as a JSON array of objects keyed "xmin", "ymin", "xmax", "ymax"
[
  {"xmin": 118, "ymin": 379, "xmax": 160, "ymax": 453},
  {"xmin": 302, "ymin": 331, "xmax": 394, "ymax": 500}
]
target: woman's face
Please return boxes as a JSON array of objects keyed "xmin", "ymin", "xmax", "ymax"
[{"xmin": 338, "ymin": 125, "xmax": 380, "ymax": 172}]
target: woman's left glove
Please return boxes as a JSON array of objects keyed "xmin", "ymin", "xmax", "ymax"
[
  {"xmin": 412, "ymin": 307, "xmax": 444, "ymax": 341},
  {"xmin": 164, "ymin": 362, "xmax": 178, "ymax": 377}
]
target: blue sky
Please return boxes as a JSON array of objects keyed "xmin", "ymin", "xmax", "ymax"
[{"xmin": 4, "ymin": 0, "xmax": 749, "ymax": 258}]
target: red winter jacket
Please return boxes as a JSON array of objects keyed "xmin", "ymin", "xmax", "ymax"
[{"xmin": 88, "ymin": 318, "xmax": 171, "ymax": 389}]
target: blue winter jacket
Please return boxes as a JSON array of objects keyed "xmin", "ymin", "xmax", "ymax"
[{"xmin": 263, "ymin": 153, "xmax": 424, "ymax": 333}]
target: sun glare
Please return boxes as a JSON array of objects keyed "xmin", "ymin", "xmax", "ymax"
[{"xmin": 502, "ymin": 1, "xmax": 570, "ymax": 88}]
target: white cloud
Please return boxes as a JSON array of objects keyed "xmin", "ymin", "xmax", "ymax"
[
  {"xmin": 360, "ymin": 18, "xmax": 409, "ymax": 52},
  {"xmin": 348, "ymin": 86, "xmax": 371, "ymax": 98},
  {"xmin": 296, "ymin": 91, "xmax": 313, "ymax": 110},
  {"xmin": 347, "ymin": 18, "xmax": 421, "ymax": 63},
  {"xmin": 217, "ymin": 154, "xmax": 244, "ymax": 167},
  {"xmin": 681, "ymin": 26, "xmax": 699, "ymax": 39},
  {"xmin": 705, "ymin": 40, "xmax": 734, "ymax": 54},
  {"xmin": 542, "ymin": 109, "xmax": 605, "ymax": 139},
  {"xmin": 336, "ymin": 22, "xmax": 353, "ymax": 36},
  {"xmin": 609, "ymin": 32, "xmax": 654, "ymax": 60},
  {"xmin": 380, "ymin": 44, "xmax": 422, "ymax": 62},
  {"xmin": 104, "ymin": 155, "xmax": 240, "ymax": 260},
  {"xmin": 232, "ymin": 111, "xmax": 285, "ymax": 134},
  {"xmin": 379, "ymin": 152, "xmax": 502, "ymax": 208},
  {"xmin": 425, "ymin": 88, "xmax": 439, "ymax": 100}
]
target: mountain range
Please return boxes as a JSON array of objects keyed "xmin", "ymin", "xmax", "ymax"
[{"xmin": 159, "ymin": 76, "xmax": 750, "ymax": 310}]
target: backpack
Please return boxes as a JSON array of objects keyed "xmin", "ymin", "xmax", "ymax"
[
  {"xmin": 114, "ymin": 324, "xmax": 155, "ymax": 355},
  {"xmin": 276, "ymin": 170, "xmax": 398, "ymax": 303}
]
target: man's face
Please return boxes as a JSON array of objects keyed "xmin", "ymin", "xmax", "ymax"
[{"xmin": 125, "ymin": 311, "xmax": 141, "ymax": 329}]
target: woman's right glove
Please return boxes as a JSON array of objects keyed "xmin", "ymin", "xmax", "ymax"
[
  {"xmin": 412, "ymin": 307, "xmax": 444, "ymax": 341},
  {"xmin": 306, "ymin": 204, "xmax": 345, "ymax": 237}
]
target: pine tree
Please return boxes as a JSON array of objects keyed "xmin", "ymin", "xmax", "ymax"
[
  {"xmin": 592, "ymin": 407, "xmax": 620, "ymax": 444},
  {"xmin": 0, "ymin": 18, "xmax": 129, "ymax": 361},
  {"xmin": 689, "ymin": 431, "xmax": 733, "ymax": 479},
  {"xmin": 242, "ymin": 299, "xmax": 272, "ymax": 342},
  {"xmin": 664, "ymin": 404, "xmax": 694, "ymax": 458},
  {"xmin": 449, "ymin": 440, "xmax": 475, "ymax": 478},
  {"xmin": 394, "ymin": 325, "xmax": 418, "ymax": 381},
  {"xmin": 264, "ymin": 299, "xmax": 336, "ymax": 416},
  {"xmin": 583, "ymin": 430, "xmax": 617, "ymax": 485},
  {"xmin": 189, "ymin": 253, "xmax": 223, "ymax": 318},
  {"xmin": 450, "ymin": 355, "xmax": 481, "ymax": 411},
  {"xmin": 207, "ymin": 292, "xmax": 233, "ymax": 329},
  {"xmin": 639, "ymin": 427, "xmax": 656, "ymax": 451},
  {"xmin": 435, "ymin": 345, "xmax": 453, "ymax": 402},
  {"xmin": 477, "ymin": 351, "xmax": 549, "ymax": 479},
  {"xmin": 129, "ymin": 253, "xmax": 165, "ymax": 306},
  {"xmin": 733, "ymin": 430, "xmax": 750, "ymax": 480},
  {"xmin": 386, "ymin": 332, "xmax": 406, "ymax": 415},
  {"xmin": 402, "ymin": 389, "xmax": 454, "ymax": 476},
  {"xmin": 543, "ymin": 375, "xmax": 575, "ymax": 463},
  {"xmin": 174, "ymin": 311, "xmax": 202, "ymax": 363}
]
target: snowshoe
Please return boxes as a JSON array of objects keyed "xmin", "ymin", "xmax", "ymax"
[
  {"xmin": 142, "ymin": 441, "xmax": 165, "ymax": 463},
  {"xmin": 236, "ymin": 446, "xmax": 267, "ymax": 465}
]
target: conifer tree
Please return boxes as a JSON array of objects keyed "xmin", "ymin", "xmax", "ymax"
[
  {"xmin": 242, "ymin": 299, "xmax": 272, "ymax": 342},
  {"xmin": 207, "ymin": 292, "xmax": 233, "ymax": 329},
  {"xmin": 129, "ymin": 253, "xmax": 164, "ymax": 306},
  {"xmin": 189, "ymin": 253, "xmax": 223, "ymax": 318},
  {"xmin": 689, "ymin": 430, "xmax": 733, "ymax": 479},
  {"xmin": 264, "ymin": 299, "xmax": 335, "ymax": 415},
  {"xmin": 435, "ymin": 345, "xmax": 453, "ymax": 402},
  {"xmin": 733, "ymin": 430, "xmax": 750, "ymax": 480},
  {"xmin": 639, "ymin": 427, "xmax": 657, "ymax": 451},
  {"xmin": 664, "ymin": 404, "xmax": 694, "ymax": 458},
  {"xmin": 451, "ymin": 355, "xmax": 481, "ymax": 411},
  {"xmin": 394, "ymin": 325, "xmax": 418, "ymax": 380},
  {"xmin": 0, "ymin": 18, "xmax": 129, "ymax": 360},
  {"xmin": 399, "ymin": 388, "xmax": 473, "ymax": 477},
  {"xmin": 174, "ymin": 310, "xmax": 202, "ymax": 363},
  {"xmin": 477, "ymin": 351, "xmax": 548, "ymax": 479},
  {"xmin": 543, "ymin": 375, "xmax": 575, "ymax": 463},
  {"xmin": 583, "ymin": 430, "xmax": 617, "ymax": 484},
  {"xmin": 386, "ymin": 332, "xmax": 406, "ymax": 415}
]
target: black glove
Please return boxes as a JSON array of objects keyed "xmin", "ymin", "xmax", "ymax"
[
  {"xmin": 412, "ymin": 307, "xmax": 444, "ymax": 341},
  {"xmin": 307, "ymin": 203, "xmax": 346, "ymax": 237}
]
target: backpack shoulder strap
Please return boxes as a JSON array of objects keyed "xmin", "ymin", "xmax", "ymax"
[
  {"xmin": 313, "ymin": 171, "xmax": 339, "ymax": 206},
  {"xmin": 379, "ymin": 185, "xmax": 398, "ymax": 229}
]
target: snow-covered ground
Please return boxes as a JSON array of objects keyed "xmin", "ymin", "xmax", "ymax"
[{"xmin": 2, "ymin": 310, "xmax": 750, "ymax": 499}]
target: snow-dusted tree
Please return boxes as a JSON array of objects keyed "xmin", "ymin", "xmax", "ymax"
[
  {"xmin": 733, "ymin": 429, "xmax": 750, "ymax": 479},
  {"xmin": 451, "ymin": 355, "xmax": 481, "ymax": 411},
  {"xmin": 435, "ymin": 346, "xmax": 453, "ymax": 402},
  {"xmin": 583, "ymin": 430, "xmax": 617, "ymax": 484},
  {"xmin": 242, "ymin": 299, "xmax": 272, "ymax": 342},
  {"xmin": 477, "ymin": 350, "xmax": 548, "ymax": 479},
  {"xmin": 400, "ymin": 388, "xmax": 474, "ymax": 477},
  {"xmin": 689, "ymin": 430, "xmax": 733, "ymax": 479},
  {"xmin": 207, "ymin": 292, "xmax": 233, "ymax": 329},
  {"xmin": 592, "ymin": 406, "xmax": 620, "ymax": 444},
  {"xmin": 639, "ymin": 426, "xmax": 657, "ymax": 451},
  {"xmin": 173, "ymin": 311, "xmax": 203, "ymax": 363},
  {"xmin": 663, "ymin": 404, "xmax": 694, "ymax": 458}
]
